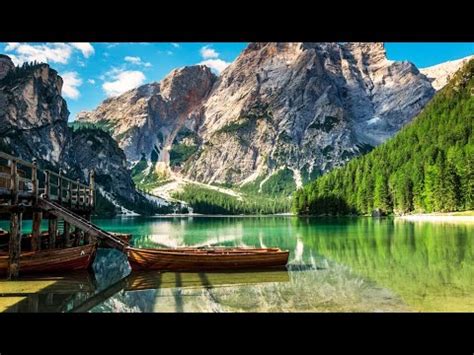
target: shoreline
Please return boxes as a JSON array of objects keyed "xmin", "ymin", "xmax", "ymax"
[
  {"xmin": 396, "ymin": 212, "xmax": 474, "ymax": 223},
  {"xmin": 90, "ymin": 211, "xmax": 474, "ymax": 221}
]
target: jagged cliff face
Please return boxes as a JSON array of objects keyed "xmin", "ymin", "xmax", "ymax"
[
  {"xmin": 186, "ymin": 42, "xmax": 435, "ymax": 185},
  {"xmin": 63, "ymin": 128, "xmax": 139, "ymax": 203},
  {"xmin": 0, "ymin": 55, "xmax": 15, "ymax": 80},
  {"xmin": 76, "ymin": 66, "xmax": 217, "ymax": 171},
  {"xmin": 0, "ymin": 57, "xmax": 70, "ymax": 164},
  {"xmin": 77, "ymin": 43, "xmax": 439, "ymax": 189},
  {"xmin": 0, "ymin": 55, "xmax": 148, "ymax": 213}
]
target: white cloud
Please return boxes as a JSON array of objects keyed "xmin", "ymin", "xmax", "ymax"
[
  {"xmin": 171, "ymin": 43, "xmax": 180, "ymax": 48},
  {"xmin": 200, "ymin": 45, "xmax": 219, "ymax": 59},
  {"xmin": 124, "ymin": 56, "xmax": 141, "ymax": 64},
  {"xmin": 7, "ymin": 54, "xmax": 21, "ymax": 66},
  {"xmin": 69, "ymin": 43, "xmax": 95, "ymax": 58},
  {"xmin": 61, "ymin": 72, "xmax": 82, "ymax": 100},
  {"xmin": 4, "ymin": 42, "xmax": 95, "ymax": 65},
  {"xmin": 198, "ymin": 45, "xmax": 230, "ymax": 74},
  {"xmin": 5, "ymin": 43, "xmax": 20, "ymax": 51},
  {"xmin": 124, "ymin": 56, "xmax": 152, "ymax": 67},
  {"xmin": 199, "ymin": 59, "xmax": 230, "ymax": 74},
  {"xmin": 102, "ymin": 70, "xmax": 146, "ymax": 97},
  {"xmin": 87, "ymin": 79, "xmax": 96, "ymax": 84},
  {"xmin": 166, "ymin": 51, "xmax": 173, "ymax": 56},
  {"xmin": 5, "ymin": 43, "xmax": 72, "ymax": 64}
]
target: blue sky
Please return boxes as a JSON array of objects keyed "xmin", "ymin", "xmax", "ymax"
[{"xmin": 2, "ymin": 42, "xmax": 473, "ymax": 121}]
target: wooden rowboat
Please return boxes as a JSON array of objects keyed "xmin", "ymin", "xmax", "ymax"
[
  {"xmin": 126, "ymin": 247, "xmax": 289, "ymax": 271},
  {"xmin": 0, "ymin": 243, "xmax": 97, "ymax": 275}
]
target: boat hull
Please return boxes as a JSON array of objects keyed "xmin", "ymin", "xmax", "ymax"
[
  {"xmin": 0, "ymin": 243, "xmax": 97, "ymax": 275},
  {"xmin": 126, "ymin": 247, "xmax": 289, "ymax": 271}
]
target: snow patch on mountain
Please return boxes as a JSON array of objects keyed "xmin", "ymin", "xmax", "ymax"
[{"xmin": 420, "ymin": 55, "xmax": 474, "ymax": 90}]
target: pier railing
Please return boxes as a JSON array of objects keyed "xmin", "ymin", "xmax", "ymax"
[{"xmin": 0, "ymin": 151, "xmax": 95, "ymax": 209}]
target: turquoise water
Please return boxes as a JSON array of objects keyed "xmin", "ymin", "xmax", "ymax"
[{"xmin": 2, "ymin": 216, "xmax": 474, "ymax": 312}]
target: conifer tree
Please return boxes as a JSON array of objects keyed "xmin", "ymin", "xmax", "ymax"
[{"xmin": 293, "ymin": 59, "xmax": 474, "ymax": 216}]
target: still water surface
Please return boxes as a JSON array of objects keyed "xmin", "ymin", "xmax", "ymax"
[{"xmin": 1, "ymin": 216, "xmax": 473, "ymax": 312}]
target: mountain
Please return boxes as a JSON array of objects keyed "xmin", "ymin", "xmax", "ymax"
[
  {"xmin": 420, "ymin": 55, "xmax": 474, "ymax": 90},
  {"xmin": 0, "ymin": 54, "xmax": 164, "ymax": 216},
  {"xmin": 77, "ymin": 43, "xmax": 437, "ymax": 194},
  {"xmin": 186, "ymin": 42, "xmax": 435, "ymax": 187},
  {"xmin": 0, "ymin": 55, "xmax": 69, "ymax": 164},
  {"xmin": 293, "ymin": 59, "xmax": 474, "ymax": 216},
  {"xmin": 76, "ymin": 66, "xmax": 216, "ymax": 172}
]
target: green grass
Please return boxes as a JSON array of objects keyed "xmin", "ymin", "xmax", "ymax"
[
  {"xmin": 215, "ymin": 119, "xmax": 253, "ymax": 135},
  {"xmin": 169, "ymin": 144, "xmax": 198, "ymax": 167},
  {"xmin": 172, "ymin": 184, "xmax": 291, "ymax": 215},
  {"xmin": 240, "ymin": 168, "xmax": 296, "ymax": 197},
  {"xmin": 69, "ymin": 121, "xmax": 116, "ymax": 135},
  {"xmin": 136, "ymin": 178, "xmax": 173, "ymax": 192}
]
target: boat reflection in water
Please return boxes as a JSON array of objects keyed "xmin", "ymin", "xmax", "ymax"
[
  {"xmin": 0, "ymin": 258, "xmax": 292, "ymax": 313},
  {"xmin": 0, "ymin": 271, "xmax": 98, "ymax": 312},
  {"xmin": 72, "ymin": 268, "xmax": 291, "ymax": 313}
]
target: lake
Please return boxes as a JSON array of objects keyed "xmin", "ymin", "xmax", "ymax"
[{"xmin": 1, "ymin": 216, "xmax": 473, "ymax": 312}]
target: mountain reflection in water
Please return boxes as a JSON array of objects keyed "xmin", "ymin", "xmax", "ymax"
[{"xmin": 1, "ymin": 216, "xmax": 473, "ymax": 312}]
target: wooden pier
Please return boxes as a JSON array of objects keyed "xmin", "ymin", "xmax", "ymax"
[
  {"xmin": 0, "ymin": 151, "xmax": 128, "ymax": 279},
  {"xmin": 0, "ymin": 151, "xmax": 288, "ymax": 279}
]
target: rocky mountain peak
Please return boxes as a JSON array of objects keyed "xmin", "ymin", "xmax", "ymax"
[
  {"xmin": 184, "ymin": 42, "xmax": 435, "ymax": 186},
  {"xmin": 420, "ymin": 55, "xmax": 474, "ymax": 90},
  {"xmin": 0, "ymin": 54, "xmax": 14, "ymax": 80},
  {"xmin": 161, "ymin": 65, "xmax": 216, "ymax": 98},
  {"xmin": 0, "ymin": 57, "xmax": 69, "ymax": 164},
  {"xmin": 0, "ymin": 54, "xmax": 160, "ymax": 215},
  {"xmin": 76, "ymin": 64, "xmax": 217, "ymax": 164},
  {"xmin": 76, "ymin": 43, "xmax": 444, "ymax": 192},
  {"xmin": 344, "ymin": 42, "xmax": 385, "ymax": 55}
]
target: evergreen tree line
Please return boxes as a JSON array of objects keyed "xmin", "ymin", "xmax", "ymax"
[
  {"xmin": 173, "ymin": 184, "xmax": 291, "ymax": 215},
  {"xmin": 293, "ymin": 59, "xmax": 474, "ymax": 216},
  {"xmin": 0, "ymin": 60, "xmax": 45, "ymax": 86}
]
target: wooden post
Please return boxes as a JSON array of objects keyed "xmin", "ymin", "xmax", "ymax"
[
  {"xmin": 46, "ymin": 293, "xmax": 54, "ymax": 306},
  {"xmin": 31, "ymin": 211, "xmax": 42, "ymax": 251},
  {"xmin": 76, "ymin": 179, "xmax": 80, "ymax": 208},
  {"xmin": 58, "ymin": 171, "xmax": 63, "ymax": 205},
  {"xmin": 10, "ymin": 160, "xmax": 18, "ymax": 203},
  {"xmin": 48, "ymin": 216, "xmax": 57, "ymax": 249},
  {"xmin": 28, "ymin": 294, "xmax": 39, "ymax": 312},
  {"xmin": 64, "ymin": 220, "xmax": 70, "ymax": 247},
  {"xmin": 74, "ymin": 226, "xmax": 81, "ymax": 246},
  {"xmin": 44, "ymin": 171, "xmax": 50, "ymax": 199},
  {"xmin": 32, "ymin": 158, "xmax": 38, "ymax": 203},
  {"xmin": 8, "ymin": 159, "xmax": 22, "ymax": 279},
  {"xmin": 8, "ymin": 212, "xmax": 22, "ymax": 279},
  {"xmin": 89, "ymin": 170, "xmax": 95, "ymax": 209},
  {"xmin": 78, "ymin": 228, "xmax": 84, "ymax": 246},
  {"xmin": 68, "ymin": 180, "xmax": 72, "ymax": 208}
]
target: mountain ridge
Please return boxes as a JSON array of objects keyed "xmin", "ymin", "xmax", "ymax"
[
  {"xmin": 0, "ymin": 55, "xmax": 167, "ymax": 216},
  {"xmin": 294, "ymin": 58, "xmax": 474, "ymax": 215},
  {"xmin": 420, "ymin": 55, "xmax": 474, "ymax": 90},
  {"xmin": 78, "ymin": 42, "xmax": 459, "ymax": 196}
]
